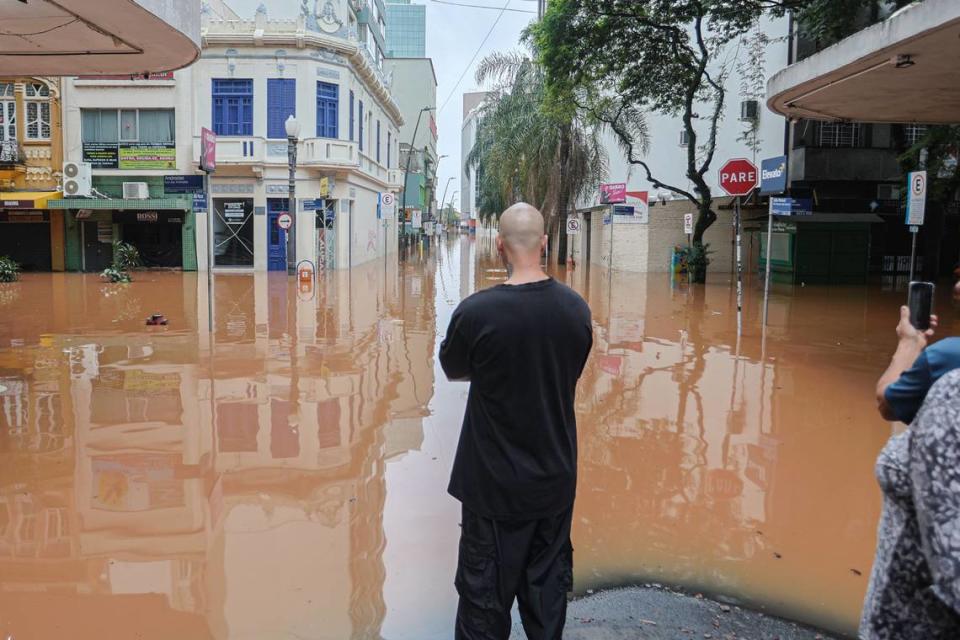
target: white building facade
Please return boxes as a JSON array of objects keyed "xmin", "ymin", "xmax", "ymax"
[
  {"xmin": 459, "ymin": 91, "xmax": 487, "ymax": 231},
  {"xmin": 573, "ymin": 15, "xmax": 792, "ymax": 272},
  {"xmin": 195, "ymin": 2, "xmax": 404, "ymax": 272}
]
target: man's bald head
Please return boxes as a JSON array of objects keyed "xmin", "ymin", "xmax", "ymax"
[{"xmin": 498, "ymin": 203, "xmax": 545, "ymax": 256}]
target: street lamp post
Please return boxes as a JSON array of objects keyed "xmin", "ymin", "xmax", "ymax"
[
  {"xmin": 440, "ymin": 177, "xmax": 455, "ymax": 228},
  {"xmin": 448, "ymin": 190, "xmax": 459, "ymax": 228},
  {"xmin": 285, "ymin": 115, "xmax": 301, "ymax": 275},
  {"xmin": 402, "ymin": 106, "xmax": 434, "ymax": 250}
]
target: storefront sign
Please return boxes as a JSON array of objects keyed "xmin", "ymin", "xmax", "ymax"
[
  {"xmin": 223, "ymin": 202, "xmax": 247, "ymax": 223},
  {"xmin": 770, "ymin": 197, "xmax": 813, "ymax": 216},
  {"xmin": 112, "ymin": 211, "xmax": 184, "ymax": 224},
  {"xmin": 319, "ymin": 177, "xmax": 331, "ymax": 198},
  {"xmin": 200, "ymin": 127, "xmax": 217, "ymax": 173},
  {"xmin": 760, "ymin": 155, "xmax": 788, "ymax": 195},
  {"xmin": 2, "ymin": 199, "xmax": 36, "ymax": 209},
  {"xmin": 0, "ymin": 211, "xmax": 46, "ymax": 222},
  {"xmin": 83, "ymin": 142, "xmax": 176, "ymax": 170},
  {"xmin": 600, "ymin": 182, "xmax": 627, "ymax": 204},
  {"xmin": 164, "ymin": 175, "xmax": 204, "ymax": 193},
  {"xmin": 211, "ymin": 183, "xmax": 254, "ymax": 194},
  {"xmin": 137, "ymin": 212, "xmax": 158, "ymax": 222}
]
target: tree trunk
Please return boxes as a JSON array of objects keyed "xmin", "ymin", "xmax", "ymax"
[{"xmin": 690, "ymin": 201, "xmax": 717, "ymax": 284}]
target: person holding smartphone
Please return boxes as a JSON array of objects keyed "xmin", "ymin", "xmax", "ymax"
[{"xmin": 876, "ymin": 283, "xmax": 960, "ymax": 424}]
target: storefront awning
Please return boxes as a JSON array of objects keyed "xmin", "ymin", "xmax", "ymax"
[
  {"xmin": 767, "ymin": 0, "xmax": 960, "ymax": 123},
  {"xmin": 0, "ymin": 191, "xmax": 63, "ymax": 210},
  {"xmin": 48, "ymin": 198, "xmax": 191, "ymax": 211},
  {"xmin": 0, "ymin": 0, "xmax": 200, "ymax": 76}
]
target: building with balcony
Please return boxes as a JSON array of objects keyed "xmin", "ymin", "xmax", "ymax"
[
  {"xmin": 0, "ymin": 77, "xmax": 65, "ymax": 271},
  {"xmin": 195, "ymin": 2, "xmax": 404, "ymax": 272},
  {"xmin": 55, "ymin": 71, "xmax": 200, "ymax": 271},
  {"xmin": 385, "ymin": 0, "xmax": 426, "ymax": 58},
  {"xmin": 384, "ymin": 57, "xmax": 437, "ymax": 233},
  {"xmin": 460, "ymin": 91, "xmax": 488, "ymax": 232}
]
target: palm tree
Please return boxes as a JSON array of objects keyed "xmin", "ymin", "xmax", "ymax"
[{"xmin": 465, "ymin": 45, "xmax": 608, "ymax": 262}]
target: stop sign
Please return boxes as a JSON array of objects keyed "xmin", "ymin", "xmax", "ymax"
[{"xmin": 718, "ymin": 158, "xmax": 758, "ymax": 197}]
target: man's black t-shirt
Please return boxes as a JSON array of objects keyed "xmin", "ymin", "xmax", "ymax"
[{"xmin": 439, "ymin": 278, "xmax": 593, "ymax": 521}]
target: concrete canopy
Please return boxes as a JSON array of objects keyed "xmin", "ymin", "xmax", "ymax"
[
  {"xmin": 767, "ymin": 0, "xmax": 960, "ymax": 124},
  {"xmin": 0, "ymin": 0, "xmax": 200, "ymax": 75}
]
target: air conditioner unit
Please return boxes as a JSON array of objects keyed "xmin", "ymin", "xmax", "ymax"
[
  {"xmin": 740, "ymin": 99, "xmax": 760, "ymax": 121},
  {"xmin": 123, "ymin": 182, "xmax": 150, "ymax": 199},
  {"xmin": 62, "ymin": 161, "xmax": 92, "ymax": 197},
  {"xmin": 877, "ymin": 184, "xmax": 901, "ymax": 201}
]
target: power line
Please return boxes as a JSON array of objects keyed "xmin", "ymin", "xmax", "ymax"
[
  {"xmin": 430, "ymin": 0, "xmax": 535, "ymax": 13},
  {"xmin": 438, "ymin": 0, "xmax": 512, "ymax": 114}
]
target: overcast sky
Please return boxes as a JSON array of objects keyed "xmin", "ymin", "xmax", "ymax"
[
  {"xmin": 227, "ymin": 0, "xmax": 535, "ymax": 212},
  {"xmin": 424, "ymin": 0, "xmax": 536, "ymax": 211}
]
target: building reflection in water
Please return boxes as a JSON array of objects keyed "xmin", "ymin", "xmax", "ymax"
[
  {"xmin": 0, "ymin": 233, "xmax": 935, "ymax": 638},
  {"xmin": 0, "ymin": 248, "xmax": 438, "ymax": 639}
]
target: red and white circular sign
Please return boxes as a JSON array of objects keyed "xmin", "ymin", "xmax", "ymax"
[
  {"xmin": 277, "ymin": 213, "xmax": 293, "ymax": 230},
  {"xmin": 718, "ymin": 158, "xmax": 759, "ymax": 197}
]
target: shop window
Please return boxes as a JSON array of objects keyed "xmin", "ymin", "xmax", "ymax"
[
  {"xmin": 25, "ymin": 83, "xmax": 50, "ymax": 141},
  {"xmin": 212, "ymin": 78, "xmax": 254, "ymax": 136},
  {"xmin": 905, "ymin": 124, "xmax": 928, "ymax": 147},
  {"xmin": 81, "ymin": 109, "xmax": 174, "ymax": 144},
  {"xmin": 818, "ymin": 122, "xmax": 862, "ymax": 148},
  {"xmin": 0, "ymin": 83, "xmax": 15, "ymax": 142},
  {"xmin": 316, "ymin": 81, "xmax": 339, "ymax": 139},
  {"xmin": 267, "ymin": 78, "xmax": 296, "ymax": 139}
]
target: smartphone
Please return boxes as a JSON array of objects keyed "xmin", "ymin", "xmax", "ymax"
[{"xmin": 908, "ymin": 281, "xmax": 935, "ymax": 330}]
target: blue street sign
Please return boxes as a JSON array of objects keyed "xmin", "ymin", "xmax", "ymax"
[
  {"xmin": 760, "ymin": 156, "xmax": 788, "ymax": 195},
  {"xmin": 164, "ymin": 175, "xmax": 204, "ymax": 193},
  {"xmin": 770, "ymin": 196, "xmax": 813, "ymax": 216},
  {"xmin": 192, "ymin": 191, "xmax": 207, "ymax": 213},
  {"xmin": 303, "ymin": 199, "xmax": 320, "ymax": 211}
]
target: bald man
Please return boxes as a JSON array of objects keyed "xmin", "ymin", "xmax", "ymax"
[{"xmin": 440, "ymin": 203, "xmax": 593, "ymax": 639}]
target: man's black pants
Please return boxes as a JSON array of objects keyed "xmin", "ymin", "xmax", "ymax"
[{"xmin": 454, "ymin": 504, "xmax": 573, "ymax": 640}]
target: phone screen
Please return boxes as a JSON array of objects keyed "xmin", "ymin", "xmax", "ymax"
[{"xmin": 908, "ymin": 281, "xmax": 935, "ymax": 330}]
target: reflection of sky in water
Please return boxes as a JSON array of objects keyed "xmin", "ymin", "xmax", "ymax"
[{"xmin": 1, "ymin": 240, "xmax": 956, "ymax": 638}]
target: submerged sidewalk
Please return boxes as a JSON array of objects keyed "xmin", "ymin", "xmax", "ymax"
[{"xmin": 510, "ymin": 586, "xmax": 843, "ymax": 640}]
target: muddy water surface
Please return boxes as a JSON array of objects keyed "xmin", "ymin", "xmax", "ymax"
[{"xmin": 1, "ymin": 236, "xmax": 955, "ymax": 639}]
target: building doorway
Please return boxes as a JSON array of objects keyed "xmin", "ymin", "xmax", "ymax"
[
  {"xmin": 266, "ymin": 198, "xmax": 288, "ymax": 272},
  {"xmin": 81, "ymin": 220, "xmax": 113, "ymax": 272},
  {"xmin": 213, "ymin": 199, "xmax": 254, "ymax": 268},
  {"xmin": 117, "ymin": 211, "xmax": 184, "ymax": 268}
]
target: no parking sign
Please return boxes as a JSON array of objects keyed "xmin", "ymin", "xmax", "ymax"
[{"xmin": 277, "ymin": 213, "xmax": 293, "ymax": 230}]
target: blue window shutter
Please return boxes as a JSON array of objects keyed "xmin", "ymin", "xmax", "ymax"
[
  {"xmin": 359, "ymin": 100, "xmax": 364, "ymax": 151},
  {"xmin": 213, "ymin": 79, "xmax": 253, "ymax": 136},
  {"xmin": 349, "ymin": 91, "xmax": 354, "ymax": 141},
  {"xmin": 268, "ymin": 79, "xmax": 296, "ymax": 139},
  {"xmin": 376, "ymin": 120, "xmax": 381, "ymax": 163},
  {"xmin": 316, "ymin": 82, "xmax": 339, "ymax": 139},
  {"xmin": 387, "ymin": 131, "xmax": 391, "ymax": 167}
]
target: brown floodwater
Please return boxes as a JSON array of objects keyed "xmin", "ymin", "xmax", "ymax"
[{"xmin": 0, "ymin": 235, "xmax": 956, "ymax": 639}]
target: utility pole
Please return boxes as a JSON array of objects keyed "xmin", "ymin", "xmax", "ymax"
[{"xmin": 538, "ymin": 0, "xmax": 546, "ymax": 19}]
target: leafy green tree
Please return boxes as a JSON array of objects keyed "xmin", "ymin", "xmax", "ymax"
[
  {"xmin": 466, "ymin": 46, "xmax": 608, "ymax": 259},
  {"xmin": 533, "ymin": 0, "xmax": 792, "ymax": 280}
]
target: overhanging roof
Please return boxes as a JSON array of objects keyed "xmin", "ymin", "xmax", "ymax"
[
  {"xmin": 0, "ymin": 0, "xmax": 200, "ymax": 75},
  {"xmin": 767, "ymin": 0, "xmax": 960, "ymax": 124}
]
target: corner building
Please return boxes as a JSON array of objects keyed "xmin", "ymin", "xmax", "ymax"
[{"xmin": 196, "ymin": 2, "xmax": 404, "ymax": 272}]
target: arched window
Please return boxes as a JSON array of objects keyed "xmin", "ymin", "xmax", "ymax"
[
  {"xmin": 25, "ymin": 83, "xmax": 51, "ymax": 141},
  {"xmin": 0, "ymin": 83, "xmax": 15, "ymax": 142}
]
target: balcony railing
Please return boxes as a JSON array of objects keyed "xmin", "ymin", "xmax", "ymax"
[{"xmin": 0, "ymin": 140, "xmax": 24, "ymax": 165}]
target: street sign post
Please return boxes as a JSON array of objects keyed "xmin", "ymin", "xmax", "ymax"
[
  {"xmin": 906, "ymin": 170, "xmax": 927, "ymax": 280},
  {"xmin": 760, "ymin": 157, "xmax": 790, "ymax": 329},
  {"xmin": 683, "ymin": 213, "xmax": 693, "ymax": 242},
  {"xmin": 566, "ymin": 217, "xmax": 581, "ymax": 235},
  {"xmin": 719, "ymin": 158, "xmax": 759, "ymax": 335}
]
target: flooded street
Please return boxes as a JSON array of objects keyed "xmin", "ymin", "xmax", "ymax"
[{"xmin": 1, "ymin": 235, "xmax": 956, "ymax": 639}]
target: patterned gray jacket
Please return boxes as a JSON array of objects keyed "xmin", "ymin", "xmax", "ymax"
[{"xmin": 860, "ymin": 369, "xmax": 960, "ymax": 638}]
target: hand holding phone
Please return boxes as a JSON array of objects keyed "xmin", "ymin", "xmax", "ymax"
[{"xmin": 908, "ymin": 281, "xmax": 935, "ymax": 331}]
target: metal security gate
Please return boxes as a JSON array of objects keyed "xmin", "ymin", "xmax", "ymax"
[{"xmin": 213, "ymin": 199, "xmax": 254, "ymax": 267}]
